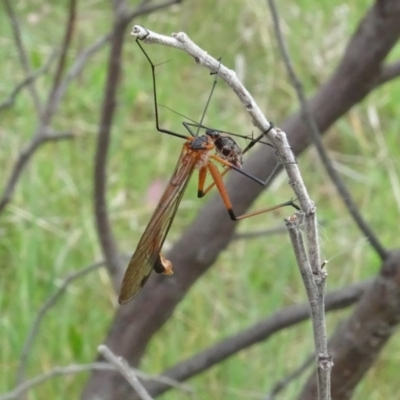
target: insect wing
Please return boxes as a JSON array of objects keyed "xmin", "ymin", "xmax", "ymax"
[{"xmin": 118, "ymin": 148, "xmax": 196, "ymax": 304}]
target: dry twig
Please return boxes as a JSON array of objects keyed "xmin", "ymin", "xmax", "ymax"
[
  {"xmin": 98, "ymin": 345, "xmax": 154, "ymax": 400},
  {"xmin": 1, "ymin": 361, "xmax": 192, "ymax": 400}
]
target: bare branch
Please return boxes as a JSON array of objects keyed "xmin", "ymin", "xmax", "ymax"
[
  {"xmin": 15, "ymin": 261, "xmax": 104, "ymax": 385},
  {"xmin": 267, "ymin": 0, "xmax": 388, "ymax": 262},
  {"xmin": 93, "ymin": 2, "xmax": 187, "ymax": 284},
  {"xmin": 2, "ymin": 361, "xmax": 192, "ymax": 400},
  {"xmin": 298, "ymin": 249, "xmax": 400, "ymax": 400},
  {"xmin": 41, "ymin": 0, "xmax": 77, "ymax": 124},
  {"xmin": 0, "ymin": 51, "xmax": 57, "ymax": 111},
  {"xmin": 53, "ymin": 33, "xmax": 113, "ymax": 113},
  {"xmin": 55, "ymin": 1, "xmax": 184, "ymax": 105},
  {"xmin": 143, "ymin": 279, "xmax": 370, "ymax": 397},
  {"xmin": 0, "ymin": 0, "xmax": 79, "ymax": 216},
  {"xmin": 3, "ymin": 0, "xmax": 42, "ymax": 114},
  {"xmin": 285, "ymin": 214, "xmax": 332, "ymax": 399},
  {"xmin": 0, "ymin": 132, "xmax": 74, "ymax": 215},
  {"xmin": 266, "ymin": 1, "xmax": 332, "ymax": 396},
  {"xmin": 98, "ymin": 345, "xmax": 154, "ymax": 400},
  {"xmin": 1, "ymin": 363, "xmax": 114, "ymax": 400},
  {"xmin": 93, "ymin": 8, "xmax": 128, "ymax": 284}
]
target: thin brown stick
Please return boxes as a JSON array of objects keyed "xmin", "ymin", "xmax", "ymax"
[
  {"xmin": 92, "ymin": 0, "xmax": 184, "ymax": 284},
  {"xmin": 41, "ymin": 0, "xmax": 77, "ymax": 124},
  {"xmin": 93, "ymin": 2, "xmax": 128, "ymax": 282}
]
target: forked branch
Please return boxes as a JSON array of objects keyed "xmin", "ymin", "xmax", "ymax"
[{"xmin": 131, "ymin": 24, "xmax": 328, "ymax": 398}]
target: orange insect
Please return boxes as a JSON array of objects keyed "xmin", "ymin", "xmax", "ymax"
[{"xmin": 118, "ymin": 35, "xmax": 299, "ymax": 304}]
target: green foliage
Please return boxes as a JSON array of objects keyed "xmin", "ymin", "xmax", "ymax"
[{"xmin": 1, "ymin": 0, "xmax": 399, "ymax": 399}]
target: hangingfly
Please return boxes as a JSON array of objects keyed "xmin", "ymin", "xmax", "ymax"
[{"xmin": 118, "ymin": 32, "xmax": 299, "ymax": 304}]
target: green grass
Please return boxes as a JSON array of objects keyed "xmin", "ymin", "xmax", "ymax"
[{"xmin": 1, "ymin": 0, "xmax": 400, "ymax": 399}]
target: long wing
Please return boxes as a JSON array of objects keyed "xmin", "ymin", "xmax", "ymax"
[{"xmin": 118, "ymin": 147, "xmax": 197, "ymax": 304}]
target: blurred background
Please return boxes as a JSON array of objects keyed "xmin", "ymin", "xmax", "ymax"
[{"xmin": 1, "ymin": 0, "xmax": 399, "ymax": 399}]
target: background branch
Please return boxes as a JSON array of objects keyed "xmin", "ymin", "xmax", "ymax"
[
  {"xmin": 0, "ymin": 132, "xmax": 74, "ymax": 214},
  {"xmin": 0, "ymin": 50, "xmax": 57, "ymax": 111},
  {"xmin": 0, "ymin": 0, "xmax": 77, "ymax": 215},
  {"xmin": 92, "ymin": 1, "xmax": 128, "ymax": 283},
  {"xmin": 298, "ymin": 249, "xmax": 400, "ymax": 400},
  {"xmin": 98, "ymin": 345, "xmax": 154, "ymax": 400},
  {"xmin": 142, "ymin": 279, "xmax": 369, "ymax": 397},
  {"xmin": 1, "ymin": 361, "xmax": 192, "ymax": 400},
  {"xmin": 93, "ymin": 0, "xmax": 184, "ymax": 285},
  {"xmin": 268, "ymin": 0, "xmax": 388, "ymax": 261},
  {"xmin": 3, "ymin": 0, "xmax": 42, "ymax": 114}
]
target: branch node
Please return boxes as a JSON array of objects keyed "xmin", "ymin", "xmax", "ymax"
[
  {"xmin": 318, "ymin": 353, "xmax": 334, "ymax": 370},
  {"xmin": 306, "ymin": 201, "xmax": 316, "ymax": 215},
  {"xmin": 132, "ymin": 25, "xmax": 148, "ymax": 40}
]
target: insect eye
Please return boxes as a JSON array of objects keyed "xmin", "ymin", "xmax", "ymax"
[{"xmin": 222, "ymin": 147, "xmax": 231, "ymax": 156}]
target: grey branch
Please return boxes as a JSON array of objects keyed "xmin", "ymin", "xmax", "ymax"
[
  {"xmin": 267, "ymin": 0, "xmax": 332, "ymax": 397},
  {"xmin": 98, "ymin": 345, "xmax": 154, "ymax": 400},
  {"xmin": 1, "ymin": 361, "xmax": 192, "ymax": 400},
  {"xmin": 143, "ymin": 280, "xmax": 369, "ymax": 397},
  {"xmin": 267, "ymin": 0, "xmax": 387, "ymax": 262},
  {"xmin": 285, "ymin": 215, "xmax": 332, "ymax": 400}
]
